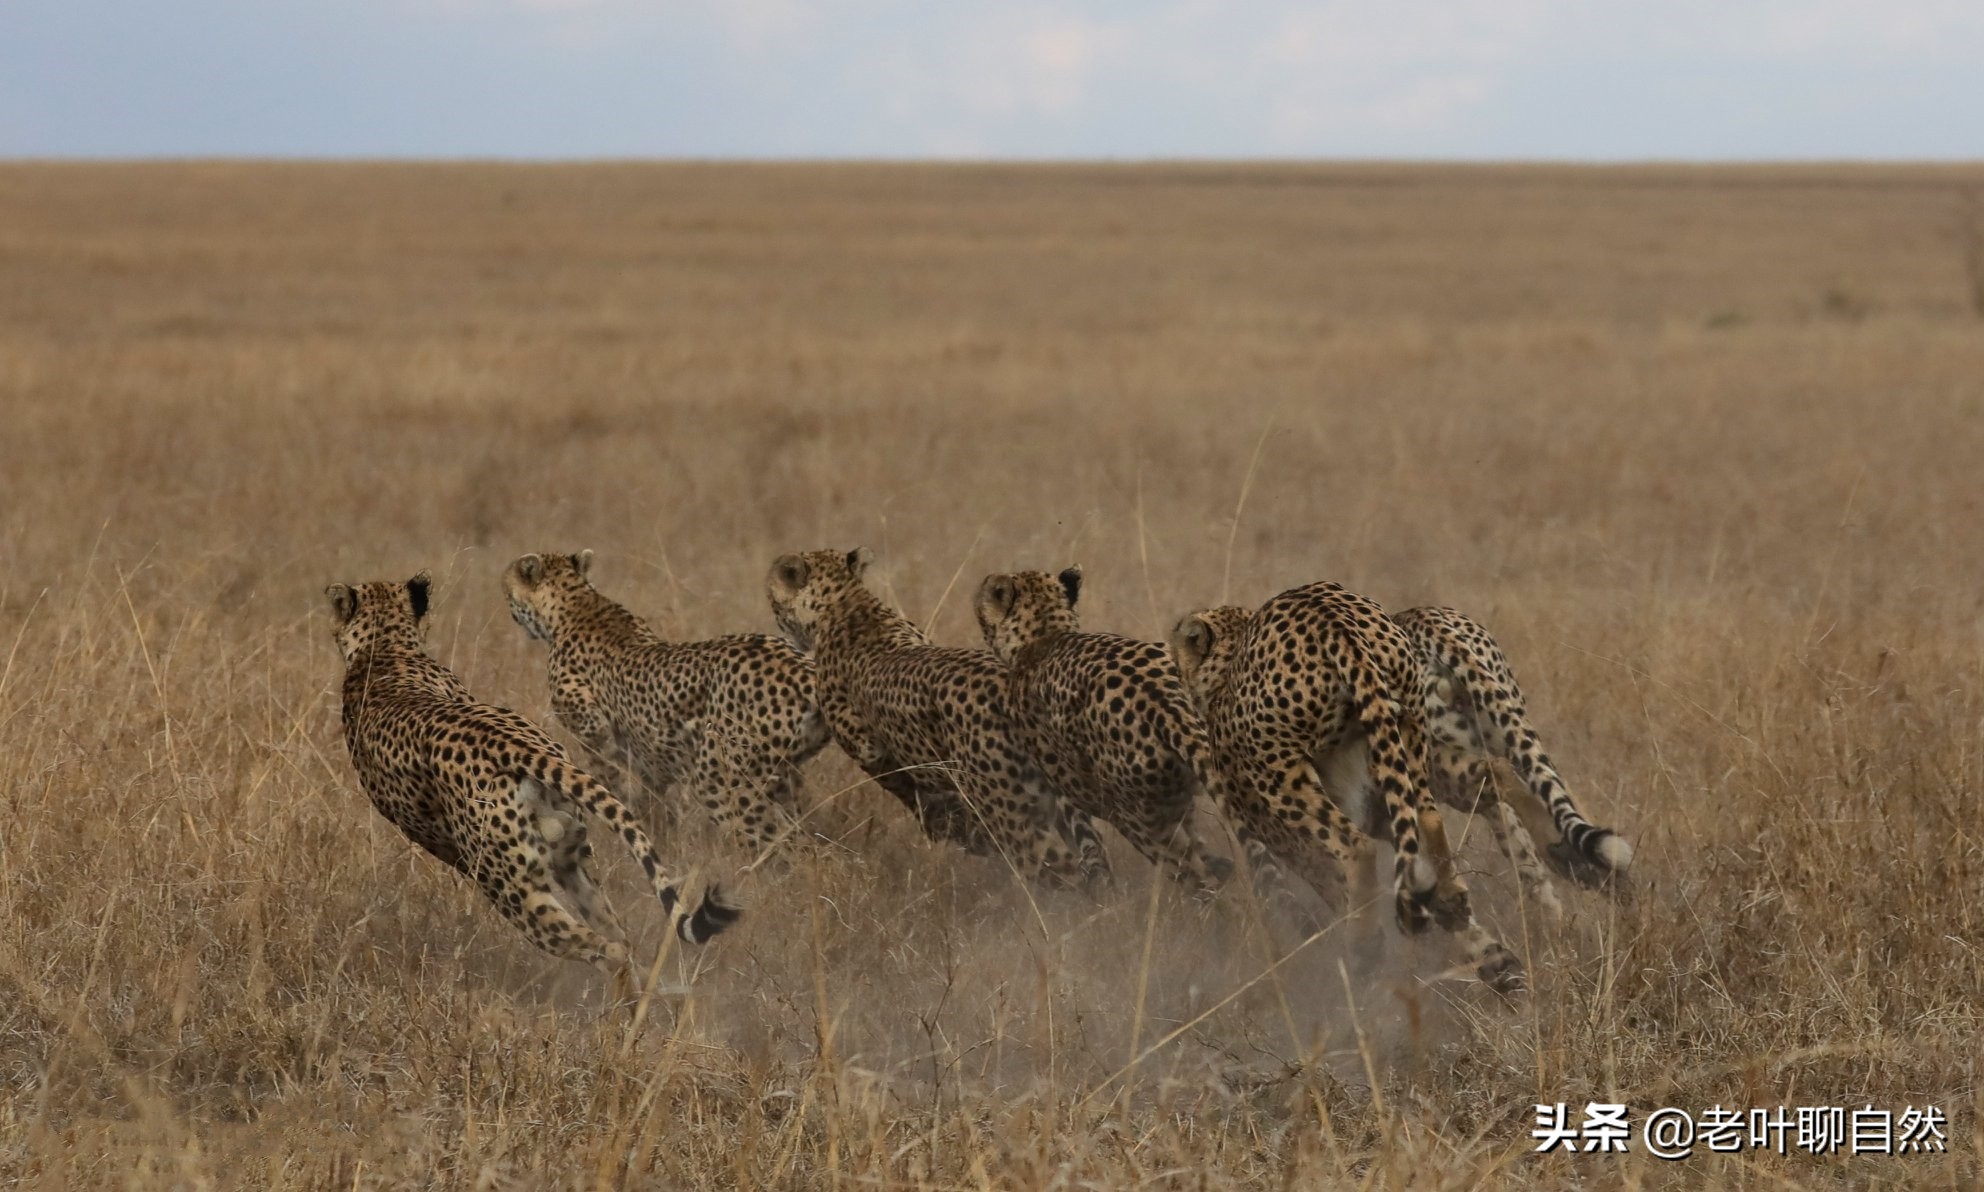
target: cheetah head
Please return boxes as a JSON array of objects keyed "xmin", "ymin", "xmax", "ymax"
[
  {"xmin": 503, "ymin": 550, "xmax": 594, "ymax": 643},
  {"xmin": 1168, "ymin": 605, "xmax": 1256, "ymax": 710},
  {"xmin": 766, "ymin": 547, "xmax": 872, "ymax": 652},
  {"xmin": 325, "ymin": 572, "xmax": 434, "ymax": 661},
  {"xmin": 974, "ymin": 567, "xmax": 1082, "ymax": 662}
]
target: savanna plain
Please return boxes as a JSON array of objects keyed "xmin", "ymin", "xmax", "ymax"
[{"xmin": 2, "ymin": 162, "xmax": 1982, "ymax": 1189}]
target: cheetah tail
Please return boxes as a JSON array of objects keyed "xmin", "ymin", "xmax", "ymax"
[
  {"xmin": 1518, "ymin": 751, "xmax": 1635, "ymax": 879},
  {"xmin": 677, "ymin": 883, "xmax": 743, "ymax": 944},
  {"xmin": 1445, "ymin": 640, "xmax": 1634, "ymax": 879},
  {"xmin": 1534, "ymin": 777, "xmax": 1635, "ymax": 880},
  {"xmin": 545, "ymin": 764, "xmax": 744, "ymax": 944}
]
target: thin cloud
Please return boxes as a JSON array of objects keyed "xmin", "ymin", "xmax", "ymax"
[{"xmin": 2, "ymin": 0, "xmax": 1981, "ymax": 156}]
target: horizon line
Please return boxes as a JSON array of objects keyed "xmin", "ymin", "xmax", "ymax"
[{"xmin": 5, "ymin": 153, "xmax": 1983, "ymax": 169}]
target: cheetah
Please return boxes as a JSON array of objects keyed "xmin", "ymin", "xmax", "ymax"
[
  {"xmin": 327, "ymin": 571, "xmax": 737, "ymax": 997},
  {"xmin": 1170, "ymin": 581, "xmax": 1522, "ymax": 993},
  {"xmin": 1393, "ymin": 605, "xmax": 1633, "ymax": 920},
  {"xmin": 767, "ymin": 547, "xmax": 1106, "ymax": 885},
  {"xmin": 503, "ymin": 551, "xmax": 829, "ymax": 858},
  {"xmin": 973, "ymin": 566, "xmax": 1233, "ymax": 889}
]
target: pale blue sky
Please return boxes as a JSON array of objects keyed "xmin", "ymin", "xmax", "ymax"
[{"xmin": 3, "ymin": 0, "xmax": 1980, "ymax": 159}]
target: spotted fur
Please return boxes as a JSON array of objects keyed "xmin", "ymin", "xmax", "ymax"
[
  {"xmin": 1171, "ymin": 582, "xmax": 1522, "ymax": 993},
  {"xmin": 767, "ymin": 548, "xmax": 1105, "ymax": 884},
  {"xmin": 975, "ymin": 566, "xmax": 1233, "ymax": 889},
  {"xmin": 327, "ymin": 572, "xmax": 737, "ymax": 996},
  {"xmin": 1394, "ymin": 605, "xmax": 1633, "ymax": 915},
  {"xmin": 504, "ymin": 551, "xmax": 828, "ymax": 856}
]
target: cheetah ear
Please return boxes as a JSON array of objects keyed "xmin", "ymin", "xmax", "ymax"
[
  {"xmin": 770, "ymin": 554, "xmax": 809, "ymax": 592},
  {"xmin": 1057, "ymin": 566, "xmax": 1083, "ymax": 608},
  {"xmin": 406, "ymin": 571, "xmax": 433, "ymax": 622},
  {"xmin": 325, "ymin": 584, "xmax": 357, "ymax": 625},
  {"xmin": 845, "ymin": 546, "xmax": 874, "ymax": 579},
  {"xmin": 1168, "ymin": 612, "xmax": 1215, "ymax": 667},
  {"xmin": 514, "ymin": 554, "xmax": 543, "ymax": 586},
  {"xmin": 573, "ymin": 549, "xmax": 594, "ymax": 577},
  {"xmin": 975, "ymin": 574, "xmax": 1016, "ymax": 622}
]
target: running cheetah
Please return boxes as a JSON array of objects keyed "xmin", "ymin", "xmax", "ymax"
[
  {"xmin": 1171, "ymin": 581, "xmax": 1522, "ymax": 993},
  {"xmin": 974, "ymin": 566, "xmax": 1232, "ymax": 889},
  {"xmin": 327, "ymin": 571, "xmax": 736, "ymax": 997},
  {"xmin": 767, "ymin": 547, "xmax": 1105, "ymax": 884},
  {"xmin": 504, "ymin": 550, "xmax": 828, "ymax": 857}
]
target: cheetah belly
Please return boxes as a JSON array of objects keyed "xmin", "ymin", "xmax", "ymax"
[{"xmin": 1318, "ymin": 734, "xmax": 1385, "ymax": 838}]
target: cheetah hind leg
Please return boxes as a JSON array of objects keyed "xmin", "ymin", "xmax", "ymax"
[
  {"xmin": 1545, "ymin": 836, "xmax": 1635, "ymax": 896},
  {"xmin": 1273, "ymin": 759, "xmax": 1390, "ymax": 932},
  {"xmin": 1482, "ymin": 783, "xmax": 1565, "ymax": 922},
  {"xmin": 1225, "ymin": 824, "xmax": 1323, "ymax": 937},
  {"xmin": 1430, "ymin": 746, "xmax": 1565, "ymax": 923},
  {"xmin": 1115, "ymin": 811, "xmax": 1231, "ymax": 897},
  {"xmin": 534, "ymin": 797, "xmax": 619, "ymax": 924},
  {"xmin": 1414, "ymin": 801, "xmax": 1525, "ymax": 996},
  {"xmin": 886, "ymin": 767, "xmax": 987, "ymax": 854},
  {"xmin": 1232, "ymin": 788, "xmax": 1384, "ymax": 959},
  {"xmin": 475, "ymin": 858, "xmax": 638, "ymax": 1001},
  {"xmin": 543, "ymin": 815, "xmax": 639, "ymax": 991},
  {"xmin": 1231, "ymin": 824, "xmax": 1298, "ymax": 908},
  {"xmin": 732, "ymin": 772, "xmax": 815, "ymax": 872},
  {"xmin": 1016, "ymin": 803, "xmax": 1108, "ymax": 892},
  {"xmin": 518, "ymin": 780, "xmax": 641, "ymax": 1002},
  {"xmin": 1005, "ymin": 772, "xmax": 1110, "ymax": 890},
  {"xmin": 692, "ymin": 750, "xmax": 804, "ymax": 866},
  {"xmin": 1268, "ymin": 831, "xmax": 1389, "ymax": 972},
  {"xmin": 1062, "ymin": 807, "xmax": 1113, "ymax": 889}
]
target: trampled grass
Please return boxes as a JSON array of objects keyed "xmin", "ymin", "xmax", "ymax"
[{"xmin": 1, "ymin": 162, "xmax": 1981, "ymax": 1187}]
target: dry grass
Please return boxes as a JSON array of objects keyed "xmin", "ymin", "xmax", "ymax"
[{"xmin": 2, "ymin": 162, "xmax": 1982, "ymax": 1188}]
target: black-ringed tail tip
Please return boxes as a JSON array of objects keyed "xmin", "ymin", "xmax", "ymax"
[
  {"xmin": 1549, "ymin": 829, "xmax": 1635, "ymax": 889},
  {"xmin": 677, "ymin": 885, "xmax": 743, "ymax": 943},
  {"xmin": 1593, "ymin": 832, "xmax": 1635, "ymax": 872}
]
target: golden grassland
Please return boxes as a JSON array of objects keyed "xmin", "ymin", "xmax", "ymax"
[{"xmin": 2, "ymin": 162, "xmax": 1983, "ymax": 1188}]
